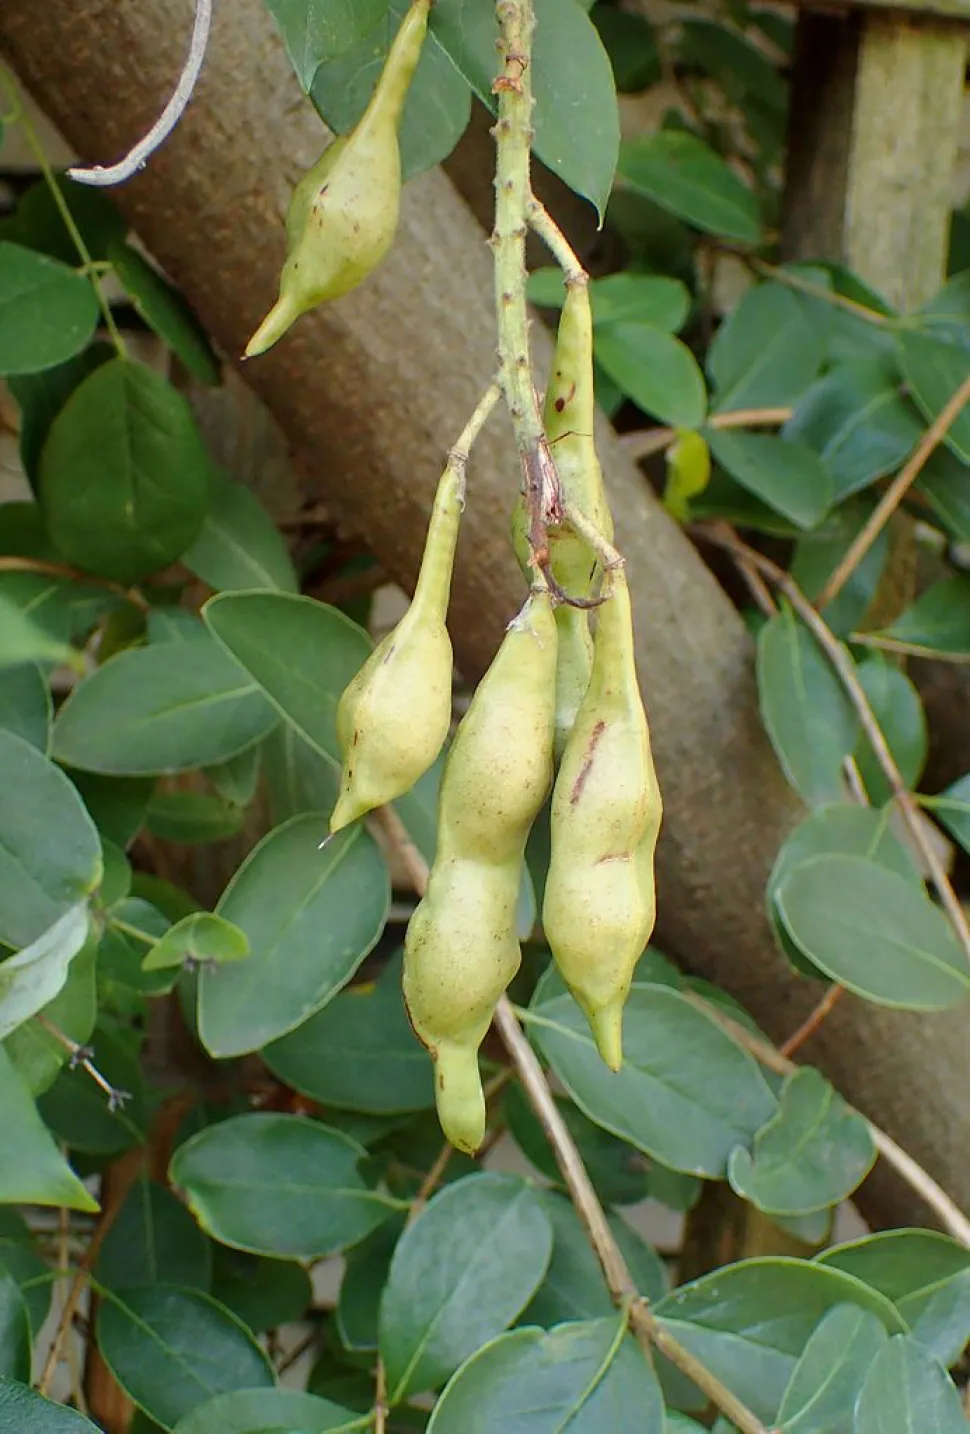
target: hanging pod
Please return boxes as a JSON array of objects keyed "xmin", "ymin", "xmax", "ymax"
[
  {"xmin": 542, "ymin": 569, "xmax": 662, "ymax": 1071},
  {"xmin": 403, "ymin": 589, "xmax": 558, "ymax": 1152},
  {"xmin": 246, "ymin": 0, "xmax": 431, "ymax": 357},
  {"xmin": 511, "ymin": 281, "xmax": 613, "ymax": 758},
  {"xmin": 329, "ymin": 455, "xmax": 460, "ymax": 835}
]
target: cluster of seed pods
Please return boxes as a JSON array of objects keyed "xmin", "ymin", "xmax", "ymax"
[{"xmin": 247, "ymin": 0, "xmax": 663, "ymax": 1152}]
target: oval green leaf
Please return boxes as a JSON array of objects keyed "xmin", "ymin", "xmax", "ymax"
[
  {"xmin": 52, "ymin": 636, "xmax": 279, "ymax": 776},
  {"xmin": 173, "ymin": 1387, "xmax": 367, "ymax": 1434},
  {"xmin": 96, "ymin": 1285, "xmax": 273, "ymax": 1430},
  {"xmin": 727, "ymin": 1067, "xmax": 875, "ymax": 1215},
  {"xmin": 183, "ymin": 472, "xmax": 298, "ymax": 594},
  {"xmin": 0, "ymin": 242, "xmax": 99, "ymax": 375},
  {"xmin": 853, "ymin": 654, "xmax": 927, "ymax": 804},
  {"xmin": 96, "ymin": 1176, "xmax": 212, "ymax": 1294},
  {"xmin": 523, "ymin": 1191, "xmax": 667, "ymax": 1329},
  {"xmin": 709, "ymin": 283, "xmax": 825, "ymax": 414},
  {"xmin": 0, "ymin": 730, "xmax": 101, "ymax": 948},
  {"xmin": 857, "ymin": 575, "xmax": 970, "ymax": 662},
  {"xmin": 106, "ymin": 241, "xmax": 220, "ymax": 386},
  {"xmin": 0, "ymin": 903, "xmax": 91, "ymax": 1041},
  {"xmin": 707, "ymin": 430, "xmax": 832, "ymax": 530},
  {"xmin": 39, "ymin": 357, "xmax": 210, "ymax": 585},
  {"xmin": 203, "ymin": 592, "xmax": 370, "ymax": 767},
  {"xmin": 198, "ymin": 817, "xmax": 389, "ymax": 1056},
  {"xmin": 897, "ymin": 330, "xmax": 970, "ymax": 464},
  {"xmin": 170, "ymin": 1113, "xmax": 393, "ymax": 1258},
  {"xmin": 264, "ymin": 953, "xmax": 433, "ymax": 1115},
  {"xmin": 379, "ymin": 1172, "xmax": 554, "ymax": 1401},
  {"xmin": 776, "ymin": 1303, "xmax": 889, "ymax": 1434},
  {"xmin": 0, "ymin": 663, "xmax": 51, "ymax": 751},
  {"xmin": 756, "ymin": 604, "xmax": 859, "ymax": 808},
  {"xmin": 143, "ymin": 913, "xmax": 249, "ymax": 973},
  {"xmin": 766, "ymin": 802, "xmax": 920, "ymax": 978},
  {"xmin": 617, "ymin": 131, "xmax": 761, "ymax": 243},
  {"xmin": 783, "ymin": 358, "xmax": 922, "ymax": 502},
  {"xmin": 0, "ymin": 1379, "xmax": 102, "ymax": 1431},
  {"xmin": 593, "ymin": 323, "xmax": 707, "ymax": 427},
  {"xmin": 776, "ymin": 853, "xmax": 970, "ymax": 1009},
  {"xmin": 0, "ymin": 1046, "xmax": 97, "ymax": 1211},
  {"xmin": 653, "ymin": 1256, "xmax": 906, "ymax": 1425},
  {"xmin": 530, "ymin": 985, "xmax": 777, "ymax": 1177},
  {"xmin": 311, "ymin": 1, "xmax": 472, "ymax": 180},
  {"xmin": 427, "ymin": 1320, "xmax": 665, "ymax": 1434},
  {"xmin": 817, "ymin": 1229, "xmax": 970, "ymax": 1367},
  {"xmin": 855, "ymin": 1336, "xmax": 968, "ymax": 1434}
]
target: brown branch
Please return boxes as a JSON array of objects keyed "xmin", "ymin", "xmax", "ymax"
[
  {"xmin": 779, "ymin": 984, "xmax": 846, "ymax": 1057},
  {"xmin": 816, "ymin": 369, "xmax": 970, "ymax": 609},
  {"xmin": 694, "ymin": 524, "xmax": 970, "ymax": 966},
  {"xmin": 621, "ymin": 407, "xmax": 793, "ymax": 461}
]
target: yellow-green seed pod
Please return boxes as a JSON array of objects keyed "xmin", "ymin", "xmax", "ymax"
[
  {"xmin": 246, "ymin": 0, "xmax": 431, "ymax": 357},
  {"xmin": 510, "ymin": 281, "xmax": 612, "ymax": 601},
  {"xmin": 510, "ymin": 283, "xmax": 614, "ymax": 757},
  {"xmin": 552, "ymin": 604, "xmax": 594, "ymax": 762},
  {"xmin": 329, "ymin": 458, "xmax": 460, "ymax": 834},
  {"xmin": 543, "ymin": 281, "xmax": 613, "ymax": 596},
  {"xmin": 403, "ymin": 857, "xmax": 520, "ymax": 1154},
  {"xmin": 403, "ymin": 587, "xmax": 559, "ymax": 1151},
  {"xmin": 542, "ymin": 570, "xmax": 662, "ymax": 1070},
  {"xmin": 436, "ymin": 589, "xmax": 559, "ymax": 864}
]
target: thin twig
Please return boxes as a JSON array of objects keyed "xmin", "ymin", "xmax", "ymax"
[
  {"xmin": 68, "ymin": 0, "xmax": 213, "ymax": 188},
  {"xmin": 450, "ymin": 380, "xmax": 503, "ymax": 483},
  {"xmin": 621, "ymin": 407, "xmax": 793, "ymax": 461},
  {"xmin": 37, "ymin": 1018, "xmax": 132, "ymax": 1112},
  {"xmin": 563, "ymin": 502, "xmax": 624, "ymax": 573},
  {"xmin": 779, "ymin": 984, "xmax": 846, "ymax": 1058},
  {"xmin": 750, "ymin": 258, "xmax": 896, "ymax": 327},
  {"xmin": 683, "ymin": 991, "xmax": 970, "ymax": 1247},
  {"xmin": 374, "ymin": 1358, "xmax": 388, "ymax": 1434},
  {"xmin": 39, "ymin": 1164, "xmax": 140, "ymax": 1394},
  {"xmin": 695, "ymin": 524, "xmax": 970, "ymax": 965},
  {"xmin": 411, "ymin": 1142, "xmax": 454, "ymax": 1216},
  {"xmin": 0, "ymin": 555, "xmax": 150, "ymax": 612},
  {"xmin": 817, "ymin": 369, "xmax": 970, "ymax": 609},
  {"xmin": 57, "ymin": 1199, "xmax": 88, "ymax": 1413},
  {"xmin": 527, "ymin": 197, "xmax": 587, "ymax": 285}
]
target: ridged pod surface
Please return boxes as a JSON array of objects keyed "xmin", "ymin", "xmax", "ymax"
[
  {"xmin": 329, "ymin": 457, "xmax": 460, "ymax": 834},
  {"xmin": 246, "ymin": 0, "xmax": 431, "ymax": 356},
  {"xmin": 542, "ymin": 570, "xmax": 662, "ymax": 1070},
  {"xmin": 404, "ymin": 590, "xmax": 558, "ymax": 1152},
  {"xmin": 511, "ymin": 282, "xmax": 612, "ymax": 757}
]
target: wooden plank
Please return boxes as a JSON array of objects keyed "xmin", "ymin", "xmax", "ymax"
[{"xmin": 783, "ymin": 11, "xmax": 968, "ymax": 309}]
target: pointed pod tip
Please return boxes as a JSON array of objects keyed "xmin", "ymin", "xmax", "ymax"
[
  {"xmin": 434, "ymin": 1045, "xmax": 486, "ymax": 1155},
  {"xmin": 328, "ymin": 791, "xmax": 368, "ymax": 838},
  {"xmin": 244, "ymin": 294, "xmax": 301, "ymax": 359},
  {"xmin": 588, "ymin": 1003, "xmax": 624, "ymax": 1073}
]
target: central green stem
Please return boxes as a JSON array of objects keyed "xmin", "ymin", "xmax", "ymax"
[{"xmin": 492, "ymin": 0, "xmax": 559, "ymax": 578}]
